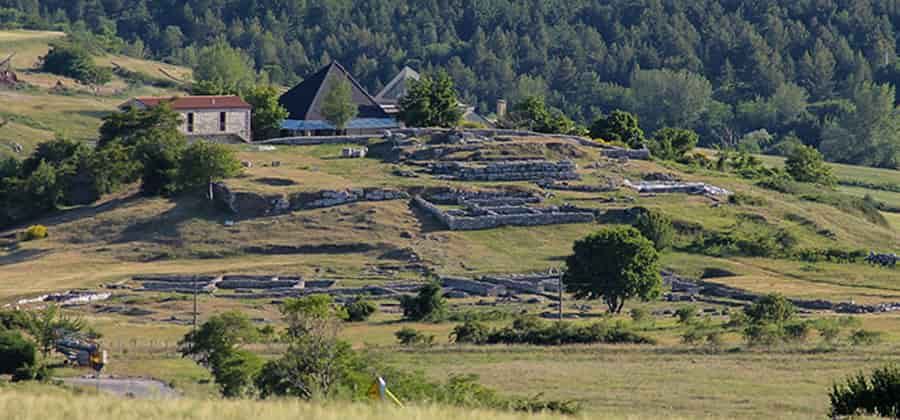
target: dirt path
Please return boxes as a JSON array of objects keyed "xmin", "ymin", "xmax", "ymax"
[{"xmin": 62, "ymin": 376, "xmax": 179, "ymax": 399}]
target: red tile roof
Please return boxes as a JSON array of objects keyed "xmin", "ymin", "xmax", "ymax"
[{"xmin": 133, "ymin": 95, "xmax": 250, "ymax": 110}]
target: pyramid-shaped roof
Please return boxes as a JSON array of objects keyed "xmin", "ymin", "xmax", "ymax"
[
  {"xmin": 279, "ymin": 61, "xmax": 389, "ymax": 121},
  {"xmin": 375, "ymin": 66, "xmax": 421, "ymax": 105}
]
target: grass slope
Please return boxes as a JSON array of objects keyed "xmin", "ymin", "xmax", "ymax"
[
  {"xmin": 0, "ymin": 30, "xmax": 189, "ymax": 156},
  {"xmin": 0, "ymin": 141, "xmax": 896, "ymax": 303}
]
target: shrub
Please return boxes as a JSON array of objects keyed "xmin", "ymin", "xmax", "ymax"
[
  {"xmin": 633, "ymin": 210, "xmax": 674, "ymax": 251},
  {"xmin": 0, "ymin": 330, "xmax": 37, "ymax": 376},
  {"xmin": 177, "ymin": 141, "xmax": 242, "ymax": 192},
  {"xmin": 830, "ymin": 364, "xmax": 900, "ymax": 418},
  {"xmin": 785, "ymin": 144, "xmax": 835, "ymax": 185},
  {"xmin": 849, "ymin": 329, "xmax": 883, "ymax": 346},
  {"xmin": 12, "ymin": 363, "xmax": 49, "ymax": 382},
  {"xmin": 20, "ymin": 225, "xmax": 48, "ymax": 241},
  {"xmin": 649, "ymin": 127, "xmax": 698, "ymax": 160},
  {"xmin": 399, "ymin": 282, "xmax": 447, "ymax": 322},
  {"xmin": 629, "ymin": 308, "xmax": 650, "ymax": 324},
  {"xmin": 728, "ymin": 192, "xmax": 766, "ymax": 206},
  {"xmin": 395, "ymin": 327, "xmax": 435, "ymax": 347},
  {"xmin": 681, "ymin": 322, "xmax": 725, "ymax": 349},
  {"xmin": 795, "ymin": 248, "xmax": 867, "ymax": 264},
  {"xmin": 675, "ymin": 305, "xmax": 699, "ymax": 325},
  {"xmin": 681, "ymin": 328, "xmax": 705, "ymax": 345},
  {"xmin": 678, "ymin": 152, "xmax": 714, "ymax": 169},
  {"xmin": 690, "ymin": 222, "xmax": 797, "ymax": 258},
  {"xmin": 450, "ymin": 321, "xmax": 490, "ymax": 344},
  {"xmin": 743, "ymin": 322, "xmax": 786, "ymax": 346},
  {"xmin": 756, "ymin": 172, "xmax": 800, "ymax": 194},
  {"xmin": 814, "ymin": 318, "xmax": 845, "ymax": 345},
  {"xmin": 589, "ymin": 110, "xmax": 645, "ymax": 148},
  {"xmin": 784, "ymin": 322, "xmax": 812, "ymax": 343},
  {"xmin": 41, "ymin": 43, "xmax": 112, "ymax": 85},
  {"xmin": 745, "ymin": 294, "xmax": 795, "ymax": 325},
  {"xmin": 344, "ymin": 299, "xmax": 377, "ymax": 322}
]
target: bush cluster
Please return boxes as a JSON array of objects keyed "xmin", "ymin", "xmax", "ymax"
[
  {"xmin": 451, "ymin": 317, "xmax": 655, "ymax": 346},
  {"xmin": 794, "ymin": 248, "xmax": 868, "ymax": 264},
  {"xmin": 41, "ymin": 43, "xmax": 112, "ymax": 85},
  {"xmin": 0, "ymin": 106, "xmax": 242, "ymax": 229},
  {"xmin": 399, "ymin": 283, "xmax": 447, "ymax": 322},
  {"xmin": 344, "ymin": 299, "xmax": 377, "ymax": 322},
  {"xmin": 830, "ymin": 365, "xmax": 900, "ymax": 418},
  {"xmin": 395, "ymin": 327, "xmax": 435, "ymax": 347},
  {"xmin": 689, "ymin": 221, "xmax": 797, "ymax": 258}
]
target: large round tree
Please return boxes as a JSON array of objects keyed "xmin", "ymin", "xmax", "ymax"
[{"xmin": 563, "ymin": 226, "xmax": 662, "ymax": 313}]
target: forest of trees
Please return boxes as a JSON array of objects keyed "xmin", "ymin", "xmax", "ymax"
[{"xmin": 1, "ymin": 0, "xmax": 899, "ymax": 167}]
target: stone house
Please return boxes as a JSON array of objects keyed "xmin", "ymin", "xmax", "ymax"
[{"xmin": 122, "ymin": 95, "xmax": 252, "ymax": 143}]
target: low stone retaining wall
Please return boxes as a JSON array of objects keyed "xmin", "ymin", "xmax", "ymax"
[
  {"xmin": 218, "ymin": 280, "xmax": 302, "ymax": 290},
  {"xmin": 535, "ymin": 179, "xmax": 618, "ymax": 193},
  {"xmin": 602, "ymin": 147, "xmax": 652, "ymax": 160},
  {"xmin": 431, "ymin": 160, "xmax": 579, "ymax": 182},
  {"xmin": 212, "ymin": 183, "xmax": 409, "ymax": 216},
  {"xmin": 413, "ymin": 196, "xmax": 597, "ymax": 231},
  {"xmin": 623, "ymin": 179, "xmax": 732, "ymax": 198},
  {"xmin": 666, "ymin": 275, "xmax": 900, "ymax": 314},
  {"xmin": 441, "ymin": 276, "xmax": 506, "ymax": 296},
  {"xmin": 424, "ymin": 187, "xmax": 542, "ymax": 206},
  {"xmin": 292, "ymin": 188, "xmax": 409, "ymax": 210}
]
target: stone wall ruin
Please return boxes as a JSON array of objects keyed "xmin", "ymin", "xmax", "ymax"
[
  {"xmin": 430, "ymin": 160, "xmax": 579, "ymax": 182},
  {"xmin": 413, "ymin": 196, "xmax": 597, "ymax": 231},
  {"xmin": 212, "ymin": 183, "xmax": 409, "ymax": 217}
]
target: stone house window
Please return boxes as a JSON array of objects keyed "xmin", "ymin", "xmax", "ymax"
[
  {"xmin": 187, "ymin": 112, "xmax": 194, "ymax": 133},
  {"xmin": 220, "ymin": 112, "xmax": 227, "ymax": 131}
]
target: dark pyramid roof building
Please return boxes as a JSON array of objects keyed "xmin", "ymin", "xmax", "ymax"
[{"xmin": 279, "ymin": 61, "xmax": 398, "ymax": 133}]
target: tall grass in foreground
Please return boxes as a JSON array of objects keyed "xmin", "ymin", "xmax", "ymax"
[{"xmin": 0, "ymin": 386, "xmax": 595, "ymax": 420}]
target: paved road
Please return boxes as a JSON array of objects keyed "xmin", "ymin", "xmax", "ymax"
[{"xmin": 62, "ymin": 376, "xmax": 180, "ymax": 399}]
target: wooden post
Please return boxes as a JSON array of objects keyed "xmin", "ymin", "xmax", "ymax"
[{"xmin": 558, "ymin": 268, "xmax": 563, "ymax": 322}]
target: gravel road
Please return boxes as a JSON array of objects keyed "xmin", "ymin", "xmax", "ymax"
[{"xmin": 62, "ymin": 376, "xmax": 180, "ymax": 399}]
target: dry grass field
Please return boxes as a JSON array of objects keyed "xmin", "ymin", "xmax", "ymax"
[{"xmin": 1, "ymin": 384, "xmax": 593, "ymax": 420}]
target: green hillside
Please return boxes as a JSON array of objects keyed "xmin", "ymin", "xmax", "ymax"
[{"xmin": 0, "ymin": 30, "xmax": 189, "ymax": 156}]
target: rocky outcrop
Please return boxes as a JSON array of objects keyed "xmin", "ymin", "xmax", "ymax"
[{"xmin": 431, "ymin": 160, "xmax": 579, "ymax": 182}]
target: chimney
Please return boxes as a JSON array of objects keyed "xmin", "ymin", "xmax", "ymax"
[{"xmin": 496, "ymin": 99, "xmax": 507, "ymax": 120}]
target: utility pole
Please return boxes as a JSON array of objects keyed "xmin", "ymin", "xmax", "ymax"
[
  {"xmin": 552, "ymin": 267, "xmax": 563, "ymax": 321},
  {"xmin": 192, "ymin": 276, "xmax": 198, "ymax": 350}
]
